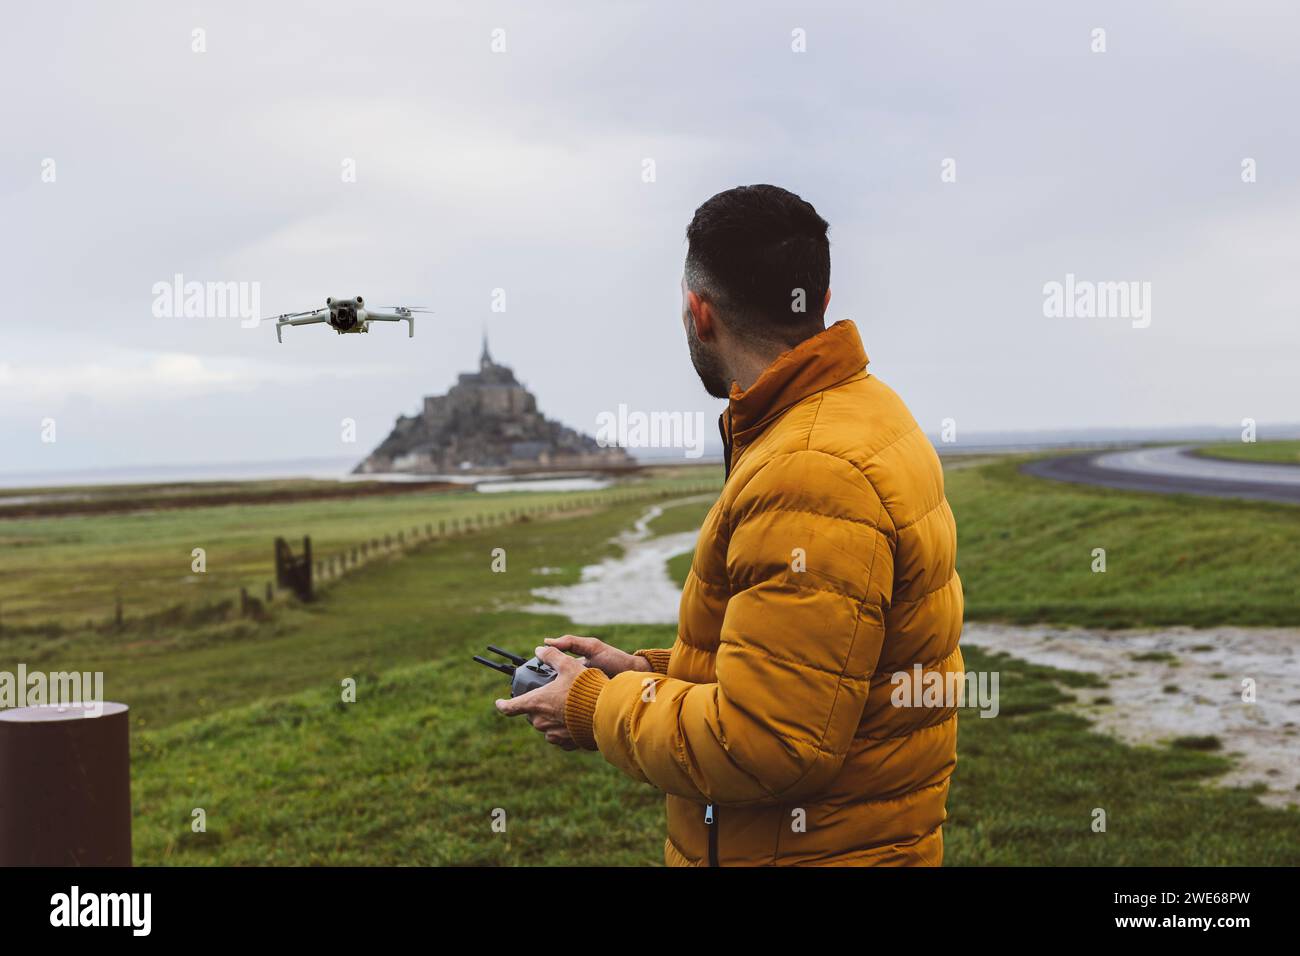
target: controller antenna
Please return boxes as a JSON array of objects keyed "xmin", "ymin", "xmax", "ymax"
[
  {"xmin": 486, "ymin": 645, "xmax": 528, "ymax": 666},
  {"xmin": 473, "ymin": 655, "xmax": 516, "ymax": 676}
]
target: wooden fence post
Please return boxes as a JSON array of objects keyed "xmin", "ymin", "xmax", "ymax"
[{"xmin": 275, "ymin": 536, "xmax": 314, "ymax": 601}]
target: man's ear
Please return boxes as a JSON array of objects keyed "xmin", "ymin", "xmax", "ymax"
[
  {"xmin": 687, "ymin": 289, "xmax": 717, "ymax": 341},
  {"xmin": 823, "ymin": 288, "xmax": 832, "ymax": 315}
]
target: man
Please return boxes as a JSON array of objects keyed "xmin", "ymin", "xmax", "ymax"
[{"xmin": 498, "ymin": 184, "xmax": 963, "ymax": 866}]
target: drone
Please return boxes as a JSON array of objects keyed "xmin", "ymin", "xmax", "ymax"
[{"xmin": 267, "ymin": 296, "xmax": 432, "ymax": 342}]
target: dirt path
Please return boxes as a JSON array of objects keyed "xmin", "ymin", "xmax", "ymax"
[{"xmin": 526, "ymin": 502, "xmax": 1300, "ymax": 807}]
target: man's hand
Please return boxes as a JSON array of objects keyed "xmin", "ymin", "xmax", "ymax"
[
  {"xmin": 544, "ymin": 634, "xmax": 651, "ymax": 678},
  {"xmin": 494, "ymin": 645, "xmax": 587, "ymax": 750}
]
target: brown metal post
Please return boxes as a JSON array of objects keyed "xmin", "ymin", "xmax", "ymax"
[{"xmin": 0, "ymin": 702, "xmax": 132, "ymax": 866}]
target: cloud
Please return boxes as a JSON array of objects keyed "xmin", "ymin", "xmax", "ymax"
[
  {"xmin": 0, "ymin": 351, "xmax": 381, "ymax": 401},
  {"xmin": 3, "ymin": 0, "xmax": 1298, "ymax": 472}
]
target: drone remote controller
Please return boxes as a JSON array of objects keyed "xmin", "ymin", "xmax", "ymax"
[{"xmin": 473, "ymin": 645, "xmax": 559, "ymax": 699}]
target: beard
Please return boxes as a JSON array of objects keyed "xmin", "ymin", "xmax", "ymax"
[{"xmin": 686, "ymin": 319, "xmax": 732, "ymax": 399}]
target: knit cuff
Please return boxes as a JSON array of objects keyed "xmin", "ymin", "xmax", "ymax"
[
  {"xmin": 634, "ymin": 648, "xmax": 673, "ymax": 675},
  {"xmin": 564, "ymin": 667, "xmax": 609, "ymax": 751}
]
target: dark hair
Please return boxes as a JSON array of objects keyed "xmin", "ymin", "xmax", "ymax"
[{"xmin": 685, "ymin": 184, "xmax": 830, "ymax": 345}]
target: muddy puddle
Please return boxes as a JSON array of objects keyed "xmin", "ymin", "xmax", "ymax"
[{"xmin": 525, "ymin": 502, "xmax": 1300, "ymax": 806}]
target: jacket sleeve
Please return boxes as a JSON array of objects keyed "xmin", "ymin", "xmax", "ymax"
[
  {"xmin": 566, "ymin": 451, "xmax": 895, "ymax": 807},
  {"xmin": 633, "ymin": 648, "xmax": 673, "ymax": 675}
]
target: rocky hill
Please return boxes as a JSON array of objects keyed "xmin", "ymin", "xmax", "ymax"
[{"xmin": 353, "ymin": 338, "xmax": 632, "ymax": 475}]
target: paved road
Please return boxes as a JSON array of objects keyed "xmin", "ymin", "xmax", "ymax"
[{"xmin": 1022, "ymin": 444, "xmax": 1300, "ymax": 505}]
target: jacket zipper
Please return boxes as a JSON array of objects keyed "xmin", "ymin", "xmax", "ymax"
[
  {"xmin": 705, "ymin": 803, "xmax": 719, "ymax": 867},
  {"xmin": 707, "ymin": 413, "xmax": 732, "ymax": 867},
  {"xmin": 706, "ymin": 411, "xmax": 730, "ymax": 866},
  {"xmin": 718, "ymin": 413, "xmax": 733, "ymax": 481}
]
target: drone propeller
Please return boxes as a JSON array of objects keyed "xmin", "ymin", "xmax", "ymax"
[
  {"xmin": 269, "ymin": 308, "xmax": 321, "ymax": 322},
  {"xmin": 375, "ymin": 306, "xmax": 434, "ymax": 313}
]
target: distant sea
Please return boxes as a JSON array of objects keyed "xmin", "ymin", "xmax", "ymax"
[
  {"xmin": 3, "ymin": 423, "xmax": 1296, "ymax": 491},
  {"xmin": 0, "ymin": 457, "xmax": 616, "ymax": 494}
]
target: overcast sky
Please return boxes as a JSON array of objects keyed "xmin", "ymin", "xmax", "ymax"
[{"xmin": 2, "ymin": 0, "xmax": 1297, "ymax": 475}]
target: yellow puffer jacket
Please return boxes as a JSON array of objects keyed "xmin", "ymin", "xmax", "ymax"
[{"xmin": 564, "ymin": 320, "xmax": 963, "ymax": 866}]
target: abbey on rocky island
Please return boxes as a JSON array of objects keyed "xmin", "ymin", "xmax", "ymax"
[{"xmin": 353, "ymin": 337, "xmax": 633, "ymax": 475}]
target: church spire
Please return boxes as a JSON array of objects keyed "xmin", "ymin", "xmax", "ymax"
[{"xmin": 480, "ymin": 329, "xmax": 493, "ymax": 370}]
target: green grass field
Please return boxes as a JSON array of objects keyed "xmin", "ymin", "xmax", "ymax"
[
  {"xmin": 3, "ymin": 457, "xmax": 1298, "ymax": 865},
  {"xmin": 1195, "ymin": 440, "xmax": 1300, "ymax": 465},
  {"xmin": 126, "ymin": 493, "xmax": 1300, "ymax": 865},
  {"xmin": 0, "ymin": 468, "xmax": 715, "ymax": 630},
  {"xmin": 949, "ymin": 458, "xmax": 1300, "ymax": 627},
  {"xmin": 601, "ymin": 455, "xmax": 1300, "ymax": 631}
]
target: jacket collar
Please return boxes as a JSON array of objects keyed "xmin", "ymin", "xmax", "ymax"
[{"xmin": 722, "ymin": 320, "xmax": 869, "ymax": 446}]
